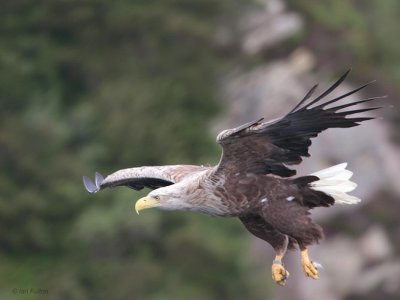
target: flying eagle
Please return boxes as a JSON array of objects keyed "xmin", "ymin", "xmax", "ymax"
[{"xmin": 83, "ymin": 70, "xmax": 382, "ymax": 285}]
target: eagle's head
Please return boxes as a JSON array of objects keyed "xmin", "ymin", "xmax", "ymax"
[{"xmin": 134, "ymin": 184, "xmax": 191, "ymax": 214}]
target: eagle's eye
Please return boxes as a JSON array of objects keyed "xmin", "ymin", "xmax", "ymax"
[{"xmin": 154, "ymin": 195, "xmax": 160, "ymax": 200}]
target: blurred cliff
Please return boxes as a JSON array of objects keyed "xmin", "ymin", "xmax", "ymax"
[
  {"xmin": 215, "ymin": 1, "xmax": 400, "ymax": 299},
  {"xmin": 0, "ymin": 1, "xmax": 399, "ymax": 300}
]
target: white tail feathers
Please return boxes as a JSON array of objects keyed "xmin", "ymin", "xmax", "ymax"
[{"xmin": 309, "ymin": 163, "xmax": 361, "ymax": 204}]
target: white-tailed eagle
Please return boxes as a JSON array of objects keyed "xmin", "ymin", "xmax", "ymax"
[{"xmin": 83, "ymin": 70, "xmax": 382, "ymax": 285}]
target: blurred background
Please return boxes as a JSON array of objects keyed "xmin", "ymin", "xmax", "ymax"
[{"xmin": 1, "ymin": 0, "xmax": 399, "ymax": 299}]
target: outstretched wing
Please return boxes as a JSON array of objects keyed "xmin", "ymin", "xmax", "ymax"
[
  {"xmin": 215, "ymin": 70, "xmax": 383, "ymax": 177},
  {"xmin": 83, "ymin": 165, "xmax": 209, "ymax": 193}
]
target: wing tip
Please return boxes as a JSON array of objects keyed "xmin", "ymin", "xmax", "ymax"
[
  {"xmin": 342, "ymin": 68, "xmax": 352, "ymax": 78},
  {"xmin": 83, "ymin": 175, "xmax": 100, "ymax": 193},
  {"xmin": 95, "ymin": 172, "xmax": 105, "ymax": 189}
]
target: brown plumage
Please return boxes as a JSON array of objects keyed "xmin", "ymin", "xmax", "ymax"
[{"xmin": 83, "ymin": 70, "xmax": 383, "ymax": 285}]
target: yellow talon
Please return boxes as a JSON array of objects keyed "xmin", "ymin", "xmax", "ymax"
[
  {"xmin": 271, "ymin": 260, "xmax": 290, "ymax": 286},
  {"xmin": 301, "ymin": 249, "xmax": 318, "ymax": 279}
]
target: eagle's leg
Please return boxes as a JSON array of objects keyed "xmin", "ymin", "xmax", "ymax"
[
  {"xmin": 300, "ymin": 248, "xmax": 318, "ymax": 279},
  {"xmin": 271, "ymin": 240, "xmax": 290, "ymax": 286},
  {"xmin": 239, "ymin": 216, "xmax": 290, "ymax": 286},
  {"xmin": 261, "ymin": 199, "xmax": 323, "ymax": 280}
]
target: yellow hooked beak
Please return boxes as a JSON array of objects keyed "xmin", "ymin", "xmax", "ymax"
[{"xmin": 135, "ymin": 196, "xmax": 161, "ymax": 214}]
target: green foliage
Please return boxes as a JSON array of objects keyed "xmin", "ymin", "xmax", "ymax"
[
  {"xmin": 0, "ymin": 1, "xmax": 269, "ymax": 299},
  {"xmin": 287, "ymin": 0, "xmax": 400, "ymax": 84}
]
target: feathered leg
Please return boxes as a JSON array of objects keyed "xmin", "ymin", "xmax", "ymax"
[
  {"xmin": 262, "ymin": 200, "xmax": 324, "ymax": 280},
  {"xmin": 240, "ymin": 215, "xmax": 291, "ymax": 286}
]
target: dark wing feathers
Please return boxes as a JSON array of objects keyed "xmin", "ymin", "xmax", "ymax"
[
  {"xmin": 83, "ymin": 165, "xmax": 209, "ymax": 193},
  {"xmin": 100, "ymin": 177, "xmax": 174, "ymax": 191},
  {"xmin": 216, "ymin": 70, "xmax": 382, "ymax": 177},
  {"xmin": 299, "ymin": 69, "xmax": 351, "ymax": 108},
  {"xmin": 288, "ymin": 84, "xmax": 319, "ymax": 113},
  {"xmin": 83, "ymin": 70, "xmax": 382, "ymax": 194}
]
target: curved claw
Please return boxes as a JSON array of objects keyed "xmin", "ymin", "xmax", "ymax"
[
  {"xmin": 313, "ymin": 261, "xmax": 324, "ymax": 270},
  {"xmin": 83, "ymin": 176, "xmax": 99, "ymax": 193},
  {"xmin": 95, "ymin": 172, "xmax": 105, "ymax": 189},
  {"xmin": 303, "ymin": 261, "xmax": 318, "ymax": 279},
  {"xmin": 301, "ymin": 249, "xmax": 319, "ymax": 280},
  {"xmin": 272, "ymin": 263, "xmax": 290, "ymax": 286}
]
